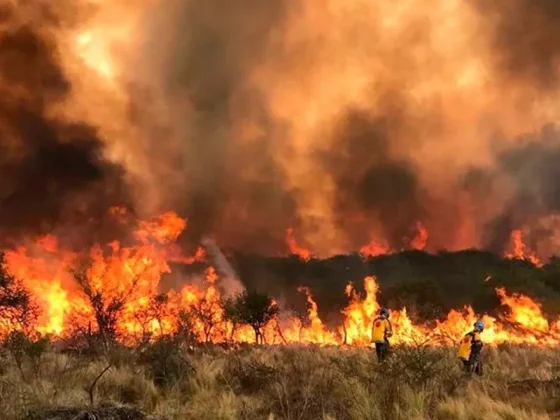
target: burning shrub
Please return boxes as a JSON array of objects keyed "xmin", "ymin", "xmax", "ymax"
[
  {"xmin": 0, "ymin": 252, "xmax": 37, "ymax": 333},
  {"xmin": 73, "ymin": 266, "xmax": 141, "ymax": 349},
  {"xmin": 188, "ymin": 296, "xmax": 223, "ymax": 344}
]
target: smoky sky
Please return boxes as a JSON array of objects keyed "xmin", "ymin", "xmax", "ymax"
[
  {"xmin": 2, "ymin": 0, "xmax": 560, "ymax": 260},
  {"xmin": 483, "ymin": 126, "xmax": 560, "ymax": 254},
  {"xmin": 321, "ymin": 109, "xmax": 425, "ymax": 248},
  {"xmin": 135, "ymin": 0, "xmax": 296, "ymax": 253},
  {"xmin": 0, "ymin": 4, "xmax": 130, "ymax": 246},
  {"xmin": 124, "ymin": 0, "xmax": 560, "ymax": 258},
  {"xmin": 474, "ymin": 0, "xmax": 560, "ymax": 88}
]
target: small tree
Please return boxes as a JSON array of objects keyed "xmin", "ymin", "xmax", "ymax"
[
  {"xmin": 73, "ymin": 264, "xmax": 141, "ymax": 348},
  {"xmin": 222, "ymin": 297, "xmax": 243, "ymax": 342},
  {"xmin": 228, "ymin": 290, "xmax": 279, "ymax": 344},
  {"xmin": 133, "ymin": 293, "xmax": 170, "ymax": 342},
  {"xmin": 0, "ymin": 251, "xmax": 36, "ymax": 332},
  {"xmin": 176, "ymin": 309, "xmax": 198, "ymax": 348},
  {"xmin": 4, "ymin": 331, "xmax": 49, "ymax": 382},
  {"xmin": 190, "ymin": 295, "xmax": 222, "ymax": 343}
]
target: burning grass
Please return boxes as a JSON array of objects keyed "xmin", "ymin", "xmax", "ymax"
[{"xmin": 0, "ymin": 342, "xmax": 558, "ymax": 420}]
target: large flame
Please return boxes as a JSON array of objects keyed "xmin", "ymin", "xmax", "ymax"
[
  {"xmin": 359, "ymin": 221, "xmax": 429, "ymax": 258},
  {"xmin": 504, "ymin": 230, "xmax": 542, "ymax": 267},
  {"xmin": 2, "ymin": 211, "xmax": 558, "ymax": 346},
  {"xmin": 286, "ymin": 228, "xmax": 313, "ymax": 261}
]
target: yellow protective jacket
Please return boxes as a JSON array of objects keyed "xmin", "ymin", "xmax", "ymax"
[
  {"xmin": 372, "ymin": 316, "xmax": 393, "ymax": 343},
  {"xmin": 458, "ymin": 331, "xmax": 482, "ymax": 361}
]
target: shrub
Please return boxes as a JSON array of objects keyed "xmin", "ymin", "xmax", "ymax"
[{"xmin": 138, "ymin": 337, "xmax": 195, "ymax": 388}]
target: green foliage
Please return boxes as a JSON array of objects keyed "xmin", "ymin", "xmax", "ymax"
[{"xmin": 223, "ymin": 290, "xmax": 279, "ymax": 344}]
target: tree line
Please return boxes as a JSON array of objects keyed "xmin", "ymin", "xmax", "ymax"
[{"xmin": 2, "ymin": 249, "xmax": 560, "ymax": 347}]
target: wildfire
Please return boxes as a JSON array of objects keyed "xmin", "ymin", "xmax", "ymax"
[
  {"xmin": 359, "ymin": 239, "xmax": 391, "ymax": 258},
  {"xmin": 286, "ymin": 228, "xmax": 313, "ymax": 261},
  {"xmin": 409, "ymin": 222, "xmax": 429, "ymax": 251},
  {"xmin": 359, "ymin": 221, "xmax": 428, "ymax": 258},
  {"xmin": 1, "ymin": 210, "xmax": 558, "ymax": 348},
  {"xmin": 505, "ymin": 230, "xmax": 542, "ymax": 267}
]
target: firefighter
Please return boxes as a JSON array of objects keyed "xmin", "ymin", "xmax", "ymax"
[
  {"xmin": 458, "ymin": 319, "xmax": 484, "ymax": 376},
  {"xmin": 372, "ymin": 307, "xmax": 393, "ymax": 361}
]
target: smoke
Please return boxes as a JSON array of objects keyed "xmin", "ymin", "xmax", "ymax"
[
  {"xmin": 320, "ymin": 109, "xmax": 426, "ymax": 250},
  {"xmin": 482, "ymin": 125, "xmax": 560, "ymax": 255},
  {"xmin": 0, "ymin": 1, "xmax": 130, "ymax": 246},
  {"xmin": 3, "ymin": 0, "xmax": 560, "ymax": 261},
  {"xmin": 474, "ymin": 0, "xmax": 560, "ymax": 89},
  {"xmin": 201, "ymin": 236, "xmax": 244, "ymax": 297}
]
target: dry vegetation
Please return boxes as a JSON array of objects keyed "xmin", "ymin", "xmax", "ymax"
[{"xmin": 0, "ymin": 337, "xmax": 558, "ymax": 420}]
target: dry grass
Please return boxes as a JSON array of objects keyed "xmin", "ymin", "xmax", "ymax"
[{"xmin": 0, "ymin": 342, "xmax": 558, "ymax": 420}]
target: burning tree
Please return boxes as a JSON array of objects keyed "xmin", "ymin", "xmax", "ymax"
[
  {"xmin": 189, "ymin": 294, "xmax": 223, "ymax": 344},
  {"xmin": 132, "ymin": 293, "xmax": 172, "ymax": 343},
  {"xmin": 72, "ymin": 264, "xmax": 142, "ymax": 348},
  {"xmin": 0, "ymin": 251, "xmax": 36, "ymax": 333},
  {"xmin": 225, "ymin": 290, "xmax": 279, "ymax": 344},
  {"xmin": 222, "ymin": 297, "xmax": 243, "ymax": 342}
]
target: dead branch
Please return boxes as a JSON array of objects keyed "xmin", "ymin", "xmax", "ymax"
[{"xmin": 87, "ymin": 364, "xmax": 112, "ymax": 406}]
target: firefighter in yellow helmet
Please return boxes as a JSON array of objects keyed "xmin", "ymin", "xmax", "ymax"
[
  {"xmin": 372, "ymin": 308, "xmax": 393, "ymax": 361},
  {"xmin": 458, "ymin": 320, "xmax": 484, "ymax": 376}
]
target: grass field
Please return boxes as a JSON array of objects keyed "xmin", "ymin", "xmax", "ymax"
[{"xmin": 1, "ymin": 341, "xmax": 558, "ymax": 420}]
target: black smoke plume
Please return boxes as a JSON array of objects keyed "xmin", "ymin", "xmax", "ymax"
[{"xmin": 0, "ymin": 3, "xmax": 130, "ymax": 246}]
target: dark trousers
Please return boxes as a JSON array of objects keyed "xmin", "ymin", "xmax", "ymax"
[
  {"xmin": 462, "ymin": 357, "xmax": 483, "ymax": 376},
  {"xmin": 375, "ymin": 339, "xmax": 389, "ymax": 361}
]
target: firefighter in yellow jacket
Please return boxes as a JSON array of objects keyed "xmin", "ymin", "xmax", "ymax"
[
  {"xmin": 372, "ymin": 308, "xmax": 393, "ymax": 361},
  {"xmin": 458, "ymin": 320, "xmax": 484, "ymax": 375}
]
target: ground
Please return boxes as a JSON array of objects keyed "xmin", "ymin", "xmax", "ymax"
[{"xmin": 0, "ymin": 343, "xmax": 558, "ymax": 420}]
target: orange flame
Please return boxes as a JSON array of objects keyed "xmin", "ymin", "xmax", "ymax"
[
  {"xmin": 360, "ymin": 221, "xmax": 428, "ymax": 258},
  {"xmin": 505, "ymin": 230, "xmax": 542, "ymax": 266},
  {"xmin": 409, "ymin": 221, "xmax": 429, "ymax": 251},
  {"xmin": 286, "ymin": 228, "xmax": 313, "ymax": 261},
  {"xmin": 359, "ymin": 238, "xmax": 391, "ymax": 258},
  {"xmin": 1, "ymin": 212, "xmax": 558, "ymax": 347}
]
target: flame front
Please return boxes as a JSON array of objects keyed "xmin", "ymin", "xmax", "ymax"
[
  {"xmin": 505, "ymin": 230, "xmax": 542, "ymax": 267},
  {"xmin": 286, "ymin": 228, "xmax": 313, "ymax": 261},
  {"xmin": 2, "ymin": 211, "xmax": 558, "ymax": 347}
]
